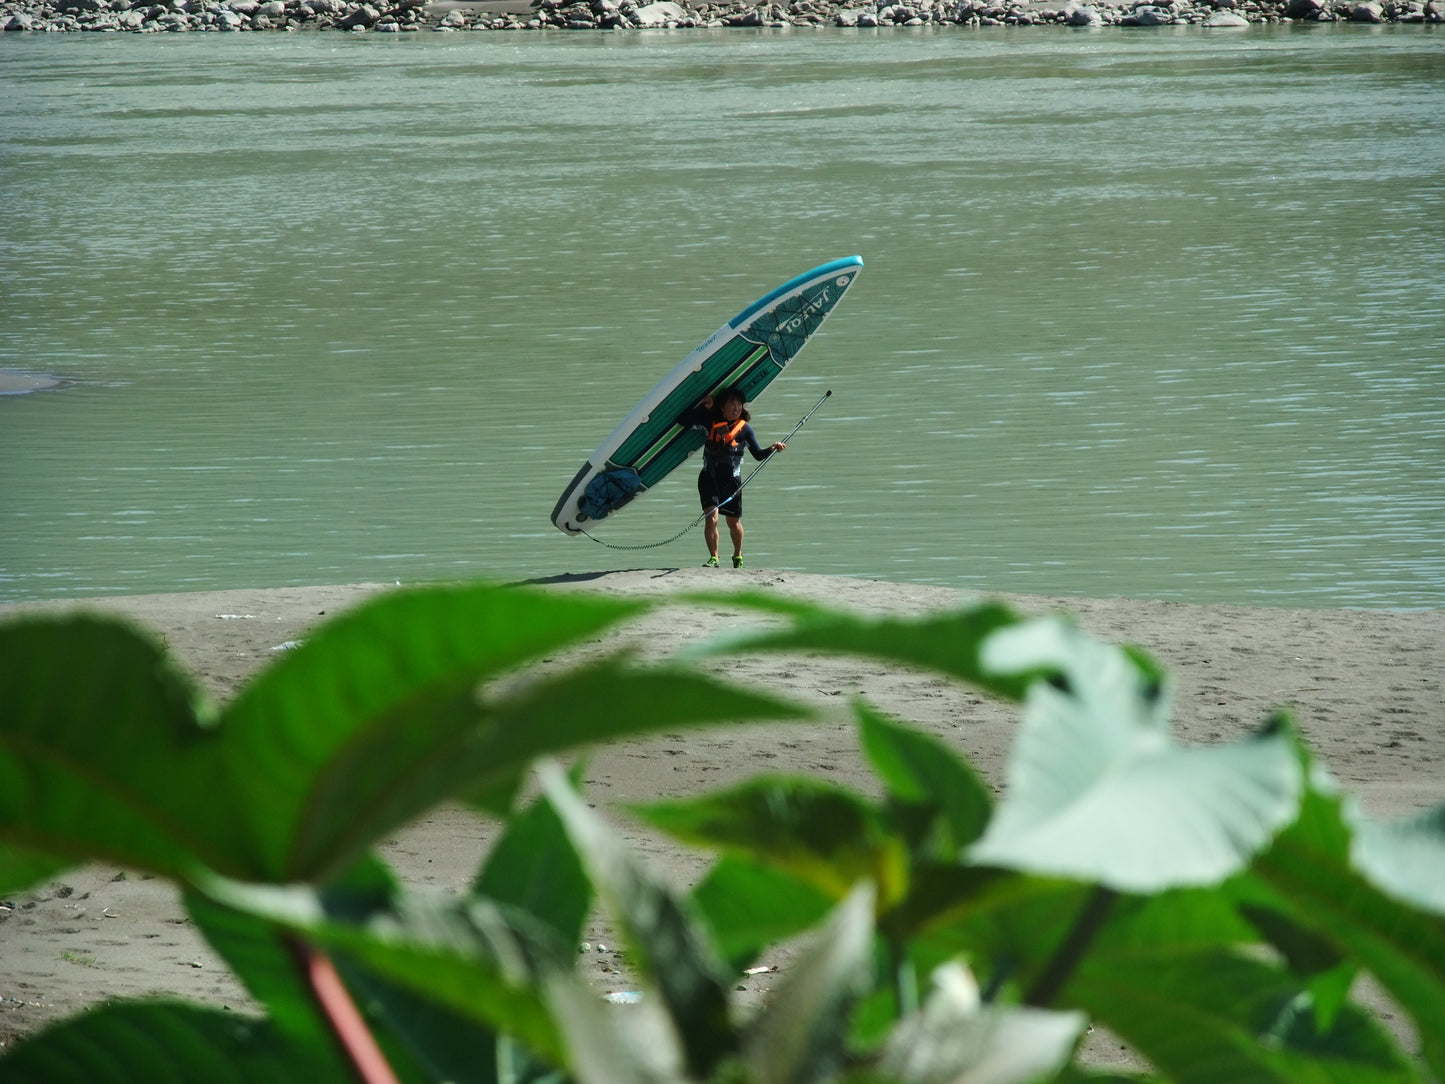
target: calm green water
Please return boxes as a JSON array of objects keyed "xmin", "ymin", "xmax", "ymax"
[{"xmin": 2, "ymin": 27, "xmax": 1443, "ymax": 607}]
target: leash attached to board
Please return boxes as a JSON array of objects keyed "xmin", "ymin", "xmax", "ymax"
[{"xmin": 581, "ymin": 389, "xmax": 833, "ymax": 552}]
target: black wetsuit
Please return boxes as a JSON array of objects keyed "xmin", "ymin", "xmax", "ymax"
[{"xmin": 682, "ymin": 406, "xmax": 776, "ymax": 518}]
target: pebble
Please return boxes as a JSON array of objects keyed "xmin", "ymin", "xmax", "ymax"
[{"xmin": 2, "ymin": 0, "xmax": 1439, "ymax": 31}]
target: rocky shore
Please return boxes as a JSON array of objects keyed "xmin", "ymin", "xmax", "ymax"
[{"xmin": 3, "ymin": 0, "xmax": 1440, "ymax": 32}]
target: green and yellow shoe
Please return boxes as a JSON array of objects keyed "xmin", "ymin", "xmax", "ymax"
[
  {"xmin": 732, "ymin": 555, "xmax": 744, "ymax": 568},
  {"xmin": 704, "ymin": 555, "xmax": 720, "ymax": 567}
]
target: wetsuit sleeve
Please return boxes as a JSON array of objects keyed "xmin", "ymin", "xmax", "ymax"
[
  {"xmin": 741, "ymin": 424, "xmax": 775, "ymax": 460},
  {"xmin": 679, "ymin": 405, "xmax": 711, "ymax": 431}
]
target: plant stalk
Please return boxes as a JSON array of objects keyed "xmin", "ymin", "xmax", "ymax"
[
  {"xmin": 1023, "ymin": 886, "xmax": 1118, "ymax": 1008},
  {"xmin": 289, "ymin": 936, "xmax": 401, "ymax": 1084}
]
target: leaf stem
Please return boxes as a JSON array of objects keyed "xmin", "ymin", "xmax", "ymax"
[
  {"xmin": 288, "ymin": 936, "xmax": 401, "ymax": 1084},
  {"xmin": 1023, "ymin": 886, "xmax": 1117, "ymax": 1008},
  {"xmin": 891, "ymin": 937, "xmax": 919, "ymax": 1018}
]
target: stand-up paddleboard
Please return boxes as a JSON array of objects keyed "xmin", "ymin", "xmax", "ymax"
[{"xmin": 552, "ymin": 256, "xmax": 863, "ymax": 536}]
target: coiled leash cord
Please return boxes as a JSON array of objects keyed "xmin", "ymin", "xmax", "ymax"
[{"xmin": 580, "ymin": 389, "xmax": 832, "ymax": 552}]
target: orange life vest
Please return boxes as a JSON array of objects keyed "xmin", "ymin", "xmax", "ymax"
[{"xmin": 708, "ymin": 418, "xmax": 748, "ymax": 447}]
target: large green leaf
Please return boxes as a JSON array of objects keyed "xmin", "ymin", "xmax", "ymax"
[
  {"xmin": 0, "ymin": 1001, "xmax": 340, "ymax": 1084},
  {"xmin": 539, "ymin": 761, "xmax": 736, "ymax": 1081},
  {"xmin": 0, "ymin": 587, "xmax": 652, "ymax": 885},
  {"xmin": 473, "ymin": 784, "xmax": 592, "ymax": 951},
  {"xmin": 1066, "ymin": 948, "xmax": 1419, "ymax": 1084},
  {"xmin": 691, "ymin": 855, "xmax": 835, "ymax": 971},
  {"xmin": 697, "ymin": 598, "xmax": 1037, "ymax": 701},
  {"xmin": 462, "ymin": 659, "xmax": 813, "ymax": 816},
  {"xmin": 856, "ymin": 704, "xmax": 994, "ymax": 854},
  {"xmin": 1246, "ymin": 805, "xmax": 1445, "ymax": 1082},
  {"xmin": 215, "ymin": 583, "xmax": 649, "ymax": 880},
  {"xmin": 0, "ymin": 616, "xmax": 223, "ymax": 877},
  {"xmin": 0, "ymin": 841, "xmax": 71, "ymax": 896},
  {"xmin": 970, "ymin": 619, "xmax": 1303, "ymax": 892},
  {"xmin": 631, "ymin": 776, "xmax": 910, "ymax": 907}
]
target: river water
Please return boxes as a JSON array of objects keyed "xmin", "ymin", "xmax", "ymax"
[{"xmin": 2, "ymin": 26, "xmax": 1442, "ymax": 607}]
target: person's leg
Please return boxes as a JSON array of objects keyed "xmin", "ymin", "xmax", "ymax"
[
  {"xmin": 699, "ymin": 472, "xmax": 721, "ymax": 564},
  {"xmin": 727, "ymin": 515, "xmax": 743, "ymax": 561},
  {"xmin": 703, "ymin": 510, "xmax": 720, "ymax": 564}
]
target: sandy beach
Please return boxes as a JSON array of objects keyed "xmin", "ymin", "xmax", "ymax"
[{"xmin": 2, "ymin": 569, "xmax": 1442, "ymax": 1059}]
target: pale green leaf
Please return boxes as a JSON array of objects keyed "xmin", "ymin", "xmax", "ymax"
[
  {"xmin": 539, "ymin": 761, "xmax": 735, "ymax": 1080},
  {"xmin": 1347, "ymin": 801, "xmax": 1445, "ymax": 917},
  {"xmin": 879, "ymin": 962, "xmax": 1086, "ymax": 1084},
  {"xmin": 971, "ymin": 619, "xmax": 1302, "ymax": 892},
  {"xmin": 546, "ymin": 978, "xmax": 689, "ymax": 1084},
  {"xmin": 743, "ymin": 883, "xmax": 876, "ymax": 1084}
]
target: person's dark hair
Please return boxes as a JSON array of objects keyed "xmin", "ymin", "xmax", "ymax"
[{"xmin": 718, "ymin": 385, "xmax": 750, "ymax": 422}]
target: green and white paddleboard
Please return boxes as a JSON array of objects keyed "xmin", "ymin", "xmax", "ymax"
[{"xmin": 552, "ymin": 255, "xmax": 863, "ymax": 536}]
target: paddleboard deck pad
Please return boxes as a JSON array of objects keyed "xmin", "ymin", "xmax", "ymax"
[{"xmin": 552, "ymin": 255, "xmax": 863, "ymax": 535}]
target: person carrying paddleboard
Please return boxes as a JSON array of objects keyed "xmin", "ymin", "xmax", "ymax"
[{"xmin": 682, "ymin": 386, "xmax": 785, "ymax": 568}]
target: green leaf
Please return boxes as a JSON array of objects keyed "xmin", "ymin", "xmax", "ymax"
[
  {"xmin": 539, "ymin": 761, "xmax": 735, "ymax": 1081},
  {"xmin": 0, "ymin": 615, "xmax": 223, "ymax": 878},
  {"xmin": 0, "ymin": 1001, "xmax": 340, "ymax": 1084},
  {"xmin": 474, "ymin": 786, "xmax": 592, "ymax": 951},
  {"xmin": 700, "ymin": 599, "xmax": 1037, "ymax": 701},
  {"xmin": 1067, "ymin": 948, "xmax": 1418, "ymax": 1084},
  {"xmin": 464, "ymin": 660, "xmax": 813, "ymax": 816},
  {"xmin": 215, "ymin": 583, "xmax": 648, "ymax": 881},
  {"xmin": 631, "ymin": 776, "xmax": 910, "ymax": 907},
  {"xmin": 877, "ymin": 961, "xmax": 1086, "ymax": 1084},
  {"xmin": 1249, "ymin": 816, "xmax": 1445, "ymax": 1082},
  {"xmin": 0, "ymin": 841, "xmax": 71, "ymax": 896},
  {"xmin": 970, "ymin": 619, "xmax": 1303, "ymax": 892},
  {"xmin": 742, "ymin": 883, "xmax": 876, "ymax": 1084},
  {"xmin": 692, "ymin": 856, "xmax": 835, "ymax": 972},
  {"xmin": 195, "ymin": 872, "xmax": 571, "ymax": 1068},
  {"xmin": 856, "ymin": 703, "xmax": 994, "ymax": 853}
]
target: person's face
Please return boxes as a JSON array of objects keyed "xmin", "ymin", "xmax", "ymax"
[{"xmin": 721, "ymin": 398, "xmax": 744, "ymax": 421}]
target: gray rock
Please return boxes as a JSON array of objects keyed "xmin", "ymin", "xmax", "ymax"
[
  {"xmin": 3, "ymin": 11, "xmax": 38, "ymax": 25},
  {"xmin": 1349, "ymin": 0, "xmax": 1383, "ymax": 17},
  {"xmin": 1129, "ymin": 4, "xmax": 1173, "ymax": 21},
  {"xmin": 1065, "ymin": 2, "xmax": 1103, "ymax": 22},
  {"xmin": 631, "ymin": 0, "xmax": 684, "ymax": 20},
  {"xmin": 1202, "ymin": 7, "xmax": 1248, "ymax": 21},
  {"xmin": 337, "ymin": 1, "xmax": 379, "ymax": 24}
]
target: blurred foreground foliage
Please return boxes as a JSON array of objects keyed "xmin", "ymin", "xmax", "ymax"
[{"xmin": 2, "ymin": 581, "xmax": 1443, "ymax": 1084}]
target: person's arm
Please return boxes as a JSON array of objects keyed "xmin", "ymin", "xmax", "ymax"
[
  {"xmin": 742, "ymin": 425, "xmax": 785, "ymax": 460},
  {"xmin": 679, "ymin": 398, "xmax": 713, "ymax": 430}
]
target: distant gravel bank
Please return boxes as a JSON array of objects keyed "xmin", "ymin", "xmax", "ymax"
[{"xmin": 3, "ymin": 0, "xmax": 1441, "ymax": 32}]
